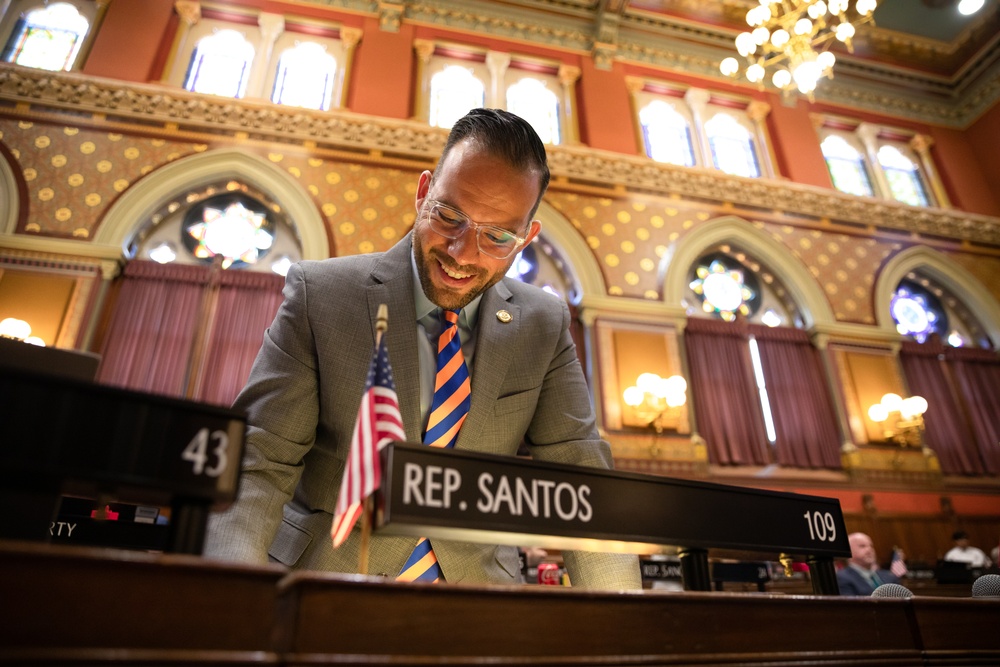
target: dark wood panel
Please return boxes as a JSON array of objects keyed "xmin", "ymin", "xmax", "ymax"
[
  {"xmin": 2, "ymin": 541, "xmax": 999, "ymax": 666},
  {"xmin": 0, "ymin": 541, "xmax": 285, "ymax": 665}
]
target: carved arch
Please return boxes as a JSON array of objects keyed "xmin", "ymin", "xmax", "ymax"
[
  {"xmin": 662, "ymin": 216, "xmax": 836, "ymax": 330},
  {"xmin": 94, "ymin": 148, "xmax": 329, "ymax": 260},
  {"xmin": 874, "ymin": 245, "xmax": 1000, "ymax": 348}
]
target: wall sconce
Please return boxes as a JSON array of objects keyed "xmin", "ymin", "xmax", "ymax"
[
  {"xmin": 623, "ymin": 373, "xmax": 687, "ymax": 434},
  {"xmin": 867, "ymin": 392, "xmax": 928, "ymax": 447},
  {"xmin": 0, "ymin": 317, "xmax": 46, "ymax": 346}
]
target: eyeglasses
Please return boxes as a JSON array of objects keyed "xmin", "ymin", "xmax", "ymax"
[{"xmin": 423, "ymin": 200, "xmax": 528, "ymax": 259}]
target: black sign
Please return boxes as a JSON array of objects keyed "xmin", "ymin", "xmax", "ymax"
[{"xmin": 375, "ymin": 443, "xmax": 850, "ymax": 558}]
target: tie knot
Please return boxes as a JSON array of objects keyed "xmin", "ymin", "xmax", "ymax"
[{"xmin": 442, "ymin": 309, "xmax": 460, "ymax": 326}]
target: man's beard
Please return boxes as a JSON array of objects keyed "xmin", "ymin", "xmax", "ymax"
[{"xmin": 413, "ymin": 230, "xmax": 509, "ymax": 310}]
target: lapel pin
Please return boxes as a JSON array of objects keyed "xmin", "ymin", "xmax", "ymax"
[{"xmin": 496, "ymin": 309, "xmax": 512, "ymax": 323}]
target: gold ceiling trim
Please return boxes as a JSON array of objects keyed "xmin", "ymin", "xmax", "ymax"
[{"xmin": 1, "ymin": 64, "xmax": 999, "ymax": 247}]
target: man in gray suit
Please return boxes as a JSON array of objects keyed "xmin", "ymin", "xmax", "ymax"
[{"xmin": 204, "ymin": 108, "xmax": 641, "ymax": 590}]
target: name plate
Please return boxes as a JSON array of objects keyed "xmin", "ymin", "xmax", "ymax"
[{"xmin": 375, "ymin": 443, "xmax": 850, "ymax": 557}]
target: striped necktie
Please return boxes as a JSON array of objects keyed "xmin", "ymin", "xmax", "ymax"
[{"xmin": 397, "ymin": 309, "xmax": 471, "ymax": 582}]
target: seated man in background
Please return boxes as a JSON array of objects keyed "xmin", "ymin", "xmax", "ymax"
[
  {"xmin": 837, "ymin": 532, "xmax": 900, "ymax": 595},
  {"xmin": 944, "ymin": 530, "xmax": 992, "ymax": 568}
]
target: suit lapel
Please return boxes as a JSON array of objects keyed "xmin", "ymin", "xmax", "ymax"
[
  {"xmin": 457, "ymin": 281, "xmax": 517, "ymax": 454},
  {"xmin": 367, "ymin": 234, "xmax": 423, "ymax": 443}
]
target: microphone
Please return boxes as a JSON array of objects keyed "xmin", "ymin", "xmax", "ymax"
[
  {"xmin": 972, "ymin": 573, "xmax": 1000, "ymax": 598},
  {"xmin": 872, "ymin": 583, "xmax": 913, "ymax": 598}
]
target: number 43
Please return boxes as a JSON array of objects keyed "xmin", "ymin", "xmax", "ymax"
[{"xmin": 182, "ymin": 428, "xmax": 229, "ymax": 477}]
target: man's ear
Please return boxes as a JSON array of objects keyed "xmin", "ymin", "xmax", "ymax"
[
  {"xmin": 523, "ymin": 220, "xmax": 542, "ymax": 245},
  {"xmin": 415, "ymin": 170, "xmax": 433, "ymax": 209}
]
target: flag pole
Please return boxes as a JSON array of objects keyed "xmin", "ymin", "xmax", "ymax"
[{"xmin": 358, "ymin": 303, "xmax": 389, "ymax": 576}]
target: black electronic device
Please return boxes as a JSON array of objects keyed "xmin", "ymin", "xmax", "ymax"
[{"xmin": 0, "ymin": 368, "xmax": 245, "ymax": 554}]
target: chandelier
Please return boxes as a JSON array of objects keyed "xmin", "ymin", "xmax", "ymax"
[{"xmin": 720, "ymin": 0, "xmax": 878, "ymax": 96}]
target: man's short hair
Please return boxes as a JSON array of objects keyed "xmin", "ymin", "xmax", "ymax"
[
  {"xmin": 437, "ymin": 108, "xmax": 551, "ymax": 221},
  {"xmin": 953, "ymin": 530, "xmax": 969, "ymax": 541}
]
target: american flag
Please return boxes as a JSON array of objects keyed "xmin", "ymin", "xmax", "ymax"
[
  {"xmin": 330, "ymin": 335, "xmax": 405, "ymax": 547},
  {"xmin": 890, "ymin": 547, "xmax": 908, "ymax": 578}
]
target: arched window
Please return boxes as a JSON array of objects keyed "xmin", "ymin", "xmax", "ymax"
[
  {"xmin": 639, "ymin": 100, "xmax": 695, "ymax": 167},
  {"xmin": 429, "ymin": 65, "xmax": 485, "ymax": 129},
  {"xmin": 1, "ymin": 2, "xmax": 89, "ymax": 71},
  {"xmin": 504, "ymin": 238, "xmax": 577, "ymax": 301},
  {"xmin": 271, "ymin": 42, "xmax": 337, "ymax": 110},
  {"xmin": 705, "ymin": 113, "xmax": 760, "ymax": 178},
  {"xmin": 877, "ymin": 145, "xmax": 930, "ymax": 207},
  {"xmin": 821, "ymin": 134, "xmax": 874, "ymax": 197},
  {"xmin": 506, "ymin": 78, "xmax": 560, "ymax": 145},
  {"xmin": 133, "ymin": 183, "xmax": 301, "ymax": 276},
  {"xmin": 184, "ymin": 30, "xmax": 255, "ymax": 99},
  {"xmin": 890, "ymin": 275, "xmax": 988, "ymax": 348}
]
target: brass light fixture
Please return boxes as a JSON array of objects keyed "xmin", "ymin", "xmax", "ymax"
[
  {"xmin": 720, "ymin": 0, "xmax": 878, "ymax": 97},
  {"xmin": 867, "ymin": 392, "xmax": 928, "ymax": 447},
  {"xmin": 623, "ymin": 373, "xmax": 688, "ymax": 434}
]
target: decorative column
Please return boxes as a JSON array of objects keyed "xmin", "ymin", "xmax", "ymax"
[
  {"xmin": 334, "ymin": 27, "xmax": 363, "ymax": 110},
  {"xmin": 557, "ymin": 64, "xmax": 581, "ymax": 146},
  {"xmin": 683, "ymin": 87, "xmax": 712, "ymax": 168},
  {"xmin": 624, "ymin": 76, "xmax": 647, "ymax": 156},
  {"xmin": 246, "ymin": 12, "xmax": 284, "ymax": 100},
  {"xmin": 746, "ymin": 100, "xmax": 777, "ymax": 179},
  {"xmin": 485, "ymin": 50, "xmax": 511, "ymax": 109},
  {"xmin": 411, "ymin": 39, "xmax": 436, "ymax": 122},
  {"xmin": 856, "ymin": 122, "xmax": 893, "ymax": 200},
  {"xmin": 79, "ymin": 259, "xmax": 122, "ymax": 352},
  {"xmin": 163, "ymin": 1, "xmax": 202, "ymax": 86},
  {"xmin": 811, "ymin": 333, "xmax": 858, "ymax": 465},
  {"xmin": 910, "ymin": 134, "xmax": 951, "ymax": 209}
]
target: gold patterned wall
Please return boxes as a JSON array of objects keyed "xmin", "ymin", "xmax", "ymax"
[{"xmin": 3, "ymin": 115, "xmax": 1000, "ymax": 333}]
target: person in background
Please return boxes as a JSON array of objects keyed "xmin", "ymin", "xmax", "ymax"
[
  {"xmin": 837, "ymin": 532, "xmax": 901, "ymax": 595},
  {"xmin": 203, "ymin": 108, "xmax": 640, "ymax": 590},
  {"xmin": 944, "ymin": 530, "xmax": 992, "ymax": 568}
]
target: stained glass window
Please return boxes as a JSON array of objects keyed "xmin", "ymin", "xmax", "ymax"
[
  {"xmin": 505, "ymin": 240, "xmax": 576, "ymax": 300},
  {"xmin": 639, "ymin": 100, "xmax": 695, "ymax": 167},
  {"xmin": 182, "ymin": 194, "xmax": 274, "ymax": 270},
  {"xmin": 877, "ymin": 145, "xmax": 930, "ymax": 207},
  {"xmin": 705, "ymin": 113, "xmax": 760, "ymax": 178},
  {"xmin": 688, "ymin": 253, "xmax": 762, "ymax": 321},
  {"xmin": 429, "ymin": 65, "xmax": 485, "ymax": 129},
  {"xmin": 507, "ymin": 78, "xmax": 560, "ymax": 145},
  {"xmin": 271, "ymin": 42, "xmax": 337, "ymax": 110},
  {"xmin": 890, "ymin": 280, "xmax": 947, "ymax": 343},
  {"xmin": 821, "ymin": 135, "xmax": 874, "ymax": 197},
  {"xmin": 184, "ymin": 30, "xmax": 255, "ymax": 99},
  {"xmin": 1, "ymin": 3, "xmax": 89, "ymax": 71}
]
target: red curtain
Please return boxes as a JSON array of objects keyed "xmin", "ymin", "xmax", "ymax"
[
  {"xmin": 96, "ymin": 261, "xmax": 209, "ymax": 397},
  {"xmin": 945, "ymin": 345, "xmax": 1000, "ymax": 475},
  {"xmin": 750, "ymin": 324, "xmax": 842, "ymax": 469},
  {"xmin": 684, "ymin": 317, "xmax": 771, "ymax": 466},
  {"xmin": 193, "ymin": 270, "xmax": 285, "ymax": 406},
  {"xmin": 900, "ymin": 340, "xmax": 986, "ymax": 475}
]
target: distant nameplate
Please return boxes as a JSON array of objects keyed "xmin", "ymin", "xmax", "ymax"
[{"xmin": 375, "ymin": 443, "xmax": 850, "ymax": 557}]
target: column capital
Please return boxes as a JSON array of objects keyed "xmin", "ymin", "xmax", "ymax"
[
  {"xmin": 257, "ymin": 12, "xmax": 285, "ymax": 41},
  {"xmin": 340, "ymin": 26, "xmax": 363, "ymax": 51},
  {"xmin": 746, "ymin": 100, "xmax": 771, "ymax": 122},
  {"xmin": 909, "ymin": 133, "xmax": 934, "ymax": 155},
  {"xmin": 174, "ymin": 0, "xmax": 201, "ymax": 25},
  {"xmin": 485, "ymin": 50, "xmax": 511, "ymax": 75},
  {"xmin": 557, "ymin": 64, "xmax": 581, "ymax": 87},
  {"xmin": 683, "ymin": 86, "xmax": 710, "ymax": 109},
  {"xmin": 624, "ymin": 76, "xmax": 645, "ymax": 95},
  {"xmin": 413, "ymin": 38, "xmax": 435, "ymax": 63}
]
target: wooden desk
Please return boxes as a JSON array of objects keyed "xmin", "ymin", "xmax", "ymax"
[{"xmin": 2, "ymin": 542, "xmax": 998, "ymax": 666}]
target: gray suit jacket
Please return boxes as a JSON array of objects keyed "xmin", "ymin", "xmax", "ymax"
[{"xmin": 204, "ymin": 233, "xmax": 640, "ymax": 590}]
